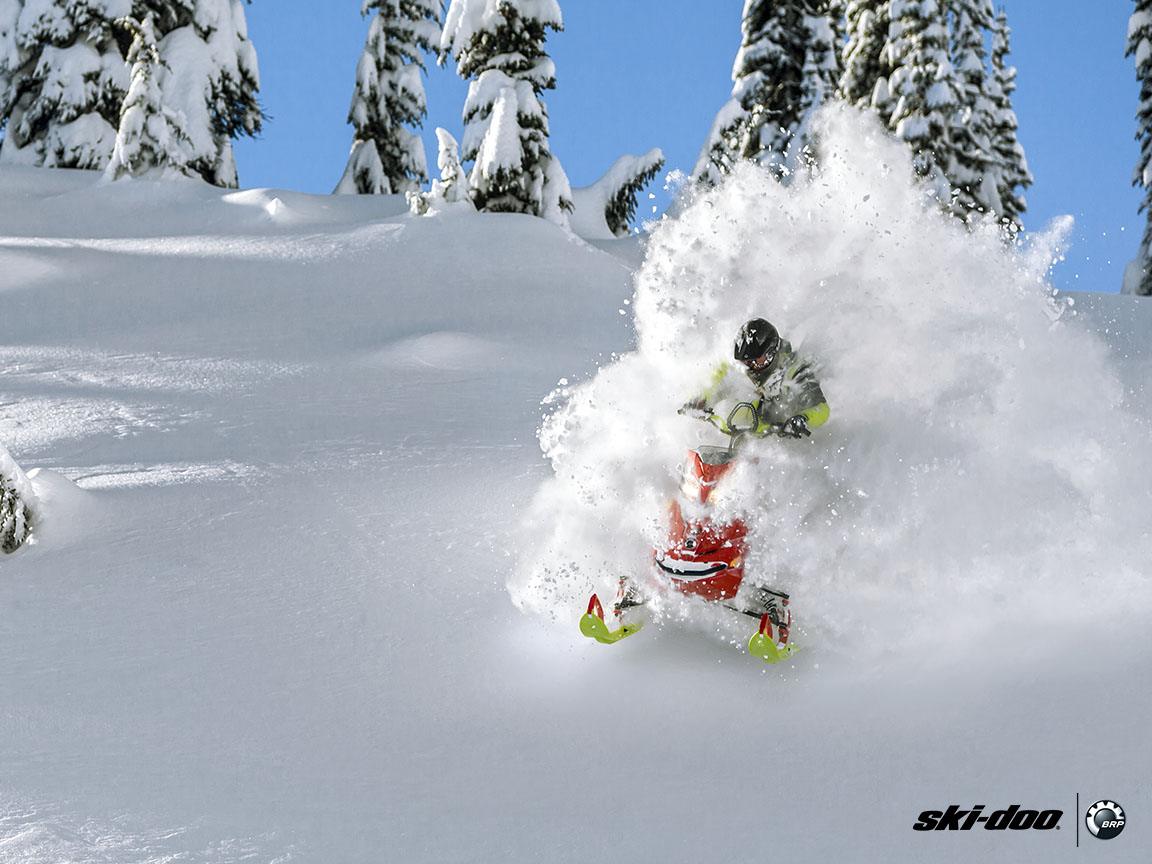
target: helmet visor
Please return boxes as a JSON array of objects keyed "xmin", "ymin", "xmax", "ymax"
[{"xmin": 741, "ymin": 347, "xmax": 776, "ymax": 371}]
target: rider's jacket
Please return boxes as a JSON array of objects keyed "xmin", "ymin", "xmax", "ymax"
[{"xmin": 695, "ymin": 340, "xmax": 830, "ymax": 435}]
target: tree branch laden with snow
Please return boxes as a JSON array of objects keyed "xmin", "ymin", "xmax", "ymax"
[
  {"xmin": 570, "ymin": 148, "xmax": 664, "ymax": 239},
  {"xmin": 599, "ymin": 148, "xmax": 664, "ymax": 238},
  {"xmin": 0, "ymin": 0, "xmax": 131, "ymax": 169}
]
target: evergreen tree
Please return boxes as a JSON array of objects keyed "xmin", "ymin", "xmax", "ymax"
[
  {"xmin": 439, "ymin": 0, "xmax": 572, "ymax": 223},
  {"xmin": 408, "ymin": 126, "xmax": 474, "ymax": 214},
  {"xmin": 0, "ymin": 0, "xmax": 131, "ymax": 169},
  {"xmin": 796, "ymin": 0, "xmax": 842, "ymax": 157},
  {"xmin": 336, "ymin": 0, "xmax": 440, "ymax": 196},
  {"xmin": 1129, "ymin": 0, "xmax": 1152, "ymax": 293},
  {"xmin": 692, "ymin": 97, "xmax": 746, "ymax": 185},
  {"xmin": 592, "ymin": 148, "xmax": 665, "ymax": 237},
  {"xmin": 104, "ymin": 13, "xmax": 193, "ymax": 180},
  {"xmin": 0, "ymin": 442, "xmax": 36, "ymax": 554},
  {"xmin": 429, "ymin": 126, "xmax": 470, "ymax": 203},
  {"xmin": 987, "ymin": 8, "xmax": 1030, "ymax": 231},
  {"xmin": 146, "ymin": 0, "xmax": 261, "ymax": 187},
  {"xmin": 886, "ymin": 0, "xmax": 958, "ymax": 179},
  {"xmin": 697, "ymin": 0, "xmax": 842, "ymax": 182},
  {"xmin": 733, "ymin": 0, "xmax": 806, "ymax": 172},
  {"xmin": 1, "ymin": 0, "xmax": 261, "ymax": 183},
  {"xmin": 0, "ymin": 0, "xmax": 22, "ymax": 138},
  {"xmin": 948, "ymin": 0, "xmax": 999, "ymax": 219},
  {"xmin": 840, "ymin": 0, "xmax": 889, "ymax": 109}
]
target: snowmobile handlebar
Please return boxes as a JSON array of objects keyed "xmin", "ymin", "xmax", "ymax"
[
  {"xmin": 683, "ymin": 400, "xmax": 799, "ymax": 441},
  {"xmin": 708, "ymin": 402, "xmax": 799, "ymax": 442}
]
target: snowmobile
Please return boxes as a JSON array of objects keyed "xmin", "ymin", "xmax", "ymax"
[{"xmin": 579, "ymin": 401, "xmax": 798, "ymax": 664}]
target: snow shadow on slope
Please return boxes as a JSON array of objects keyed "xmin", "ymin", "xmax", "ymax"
[{"xmin": 512, "ymin": 106, "xmax": 1152, "ymax": 665}]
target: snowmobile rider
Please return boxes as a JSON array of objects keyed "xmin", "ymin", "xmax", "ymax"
[{"xmin": 680, "ymin": 318, "xmax": 829, "ymax": 439}]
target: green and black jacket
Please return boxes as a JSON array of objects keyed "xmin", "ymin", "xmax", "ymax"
[{"xmin": 694, "ymin": 340, "xmax": 830, "ymax": 435}]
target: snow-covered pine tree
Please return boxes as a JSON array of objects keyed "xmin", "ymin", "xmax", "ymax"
[
  {"xmin": 1128, "ymin": 0, "xmax": 1152, "ymax": 293},
  {"xmin": 0, "ymin": 442, "xmax": 36, "ymax": 554},
  {"xmin": 735, "ymin": 0, "xmax": 806, "ymax": 169},
  {"xmin": 948, "ymin": 0, "xmax": 999, "ymax": 220},
  {"xmin": 692, "ymin": 98, "xmax": 746, "ymax": 185},
  {"xmin": 886, "ymin": 0, "xmax": 958, "ymax": 180},
  {"xmin": 795, "ymin": 0, "xmax": 843, "ymax": 161},
  {"xmin": 439, "ymin": 0, "xmax": 572, "ymax": 223},
  {"xmin": 840, "ymin": 0, "xmax": 889, "ymax": 110},
  {"xmin": 0, "ymin": 0, "xmax": 21, "ymax": 138},
  {"xmin": 336, "ymin": 0, "xmax": 440, "ymax": 196},
  {"xmin": 2, "ymin": 0, "xmax": 260, "ymax": 182},
  {"xmin": 104, "ymin": 13, "xmax": 194, "ymax": 180},
  {"xmin": 696, "ymin": 0, "xmax": 840, "ymax": 183},
  {"xmin": 407, "ymin": 126, "xmax": 474, "ymax": 213},
  {"xmin": 598, "ymin": 148, "xmax": 665, "ymax": 237},
  {"xmin": 987, "ymin": 8, "xmax": 1030, "ymax": 232},
  {"xmin": 139, "ymin": 0, "xmax": 262, "ymax": 187},
  {"xmin": 0, "ymin": 0, "xmax": 131, "ymax": 168}
]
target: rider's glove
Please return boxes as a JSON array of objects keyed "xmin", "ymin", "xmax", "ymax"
[
  {"xmin": 780, "ymin": 415, "xmax": 811, "ymax": 439},
  {"xmin": 678, "ymin": 398, "xmax": 712, "ymax": 421}
]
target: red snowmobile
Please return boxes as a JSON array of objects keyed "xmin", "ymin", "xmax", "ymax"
[{"xmin": 580, "ymin": 402, "xmax": 797, "ymax": 663}]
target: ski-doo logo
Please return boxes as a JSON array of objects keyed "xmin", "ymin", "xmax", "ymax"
[{"xmin": 913, "ymin": 804, "xmax": 1063, "ymax": 832}]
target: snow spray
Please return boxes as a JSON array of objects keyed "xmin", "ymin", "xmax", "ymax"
[{"xmin": 511, "ymin": 106, "xmax": 1152, "ymax": 661}]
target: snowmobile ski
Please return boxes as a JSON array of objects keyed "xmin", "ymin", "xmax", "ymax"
[
  {"xmin": 747, "ymin": 612, "xmax": 797, "ymax": 664},
  {"xmin": 579, "ymin": 594, "xmax": 643, "ymax": 644}
]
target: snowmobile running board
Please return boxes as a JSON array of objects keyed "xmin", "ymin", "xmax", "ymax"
[
  {"xmin": 748, "ymin": 613, "xmax": 798, "ymax": 664},
  {"xmin": 579, "ymin": 594, "xmax": 643, "ymax": 644}
]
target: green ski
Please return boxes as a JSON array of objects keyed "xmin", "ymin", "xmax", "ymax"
[
  {"xmin": 579, "ymin": 594, "xmax": 643, "ymax": 644},
  {"xmin": 748, "ymin": 612, "xmax": 797, "ymax": 664}
]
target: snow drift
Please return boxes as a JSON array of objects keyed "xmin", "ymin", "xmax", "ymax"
[{"xmin": 513, "ymin": 106, "xmax": 1152, "ymax": 662}]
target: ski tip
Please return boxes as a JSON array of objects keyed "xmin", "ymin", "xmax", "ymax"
[
  {"xmin": 586, "ymin": 593, "xmax": 605, "ymax": 621},
  {"xmin": 749, "ymin": 614, "xmax": 798, "ymax": 664}
]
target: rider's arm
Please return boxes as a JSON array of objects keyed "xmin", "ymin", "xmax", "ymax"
[
  {"xmin": 786, "ymin": 359, "xmax": 830, "ymax": 429},
  {"xmin": 753, "ymin": 358, "xmax": 829, "ymax": 437},
  {"xmin": 680, "ymin": 362, "xmax": 734, "ymax": 419}
]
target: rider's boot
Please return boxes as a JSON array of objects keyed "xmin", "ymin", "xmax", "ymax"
[
  {"xmin": 613, "ymin": 575, "xmax": 652, "ymax": 630},
  {"xmin": 739, "ymin": 584, "xmax": 792, "ymax": 645}
]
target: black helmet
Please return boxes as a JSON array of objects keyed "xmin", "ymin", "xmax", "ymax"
[{"xmin": 734, "ymin": 318, "xmax": 780, "ymax": 366}]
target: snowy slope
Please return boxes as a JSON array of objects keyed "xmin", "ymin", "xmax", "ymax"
[{"xmin": 2, "ymin": 109, "xmax": 1151, "ymax": 864}]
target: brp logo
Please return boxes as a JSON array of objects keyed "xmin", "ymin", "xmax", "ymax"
[{"xmin": 1085, "ymin": 800, "xmax": 1126, "ymax": 840}]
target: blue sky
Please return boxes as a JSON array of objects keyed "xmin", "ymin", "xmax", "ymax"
[{"xmin": 234, "ymin": 1, "xmax": 1142, "ymax": 294}]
